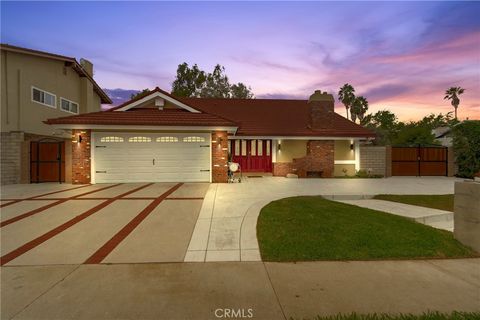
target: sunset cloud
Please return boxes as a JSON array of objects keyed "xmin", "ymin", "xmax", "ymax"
[{"xmin": 2, "ymin": 1, "xmax": 478, "ymax": 120}]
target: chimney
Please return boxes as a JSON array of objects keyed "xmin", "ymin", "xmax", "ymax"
[
  {"xmin": 80, "ymin": 58, "xmax": 93, "ymax": 77},
  {"xmin": 308, "ymin": 90, "xmax": 334, "ymax": 130}
]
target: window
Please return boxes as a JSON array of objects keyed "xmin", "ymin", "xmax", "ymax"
[
  {"xmin": 258, "ymin": 140, "xmax": 263, "ymax": 156},
  {"xmin": 100, "ymin": 136, "xmax": 124, "ymax": 142},
  {"xmin": 251, "ymin": 140, "xmax": 256, "ymax": 156},
  {"xmin": 128, "ymin": 136, "xmax": 151, "ymax": 143},
  {"xmin": 266, "ymin": 140, "xmax": 271, "ymax": 156},
  {"xmin": 60, "ymin": 98, "xmax": 79, "ymax": 114},
  {"xmin": 32, "ymin": 87, "xmax": 56, "ymax": 108},
  {"xmin": 235, "ymin": 140, "xmax": 240, "ymax": 156},
  {"xmin": 228, "ymin": 140, "xmax": 231, "ymax": 154},
  {"xmin": 157, "ymin": 136, "xmax": 178, "ymax": 143},
  {"xmin": 183, "ymin": 136, "xmax": 205, "ymax": 143},
  {"xmin": 241, "ymin": 140, "xmax": 247, "ymax": 156}
]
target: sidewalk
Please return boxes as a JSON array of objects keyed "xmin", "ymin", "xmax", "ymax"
[
  {"xmin": 338, "ymin": 199, "xmax": 454, "ymax": 231},
  {"xmin": 2, "ymin": 259, "xmax": 479, "ymax": 319}
]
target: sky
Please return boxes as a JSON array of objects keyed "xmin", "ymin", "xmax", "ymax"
[{"xmin": 1, "ymin": 1, "xmax": 479, "ymax": 121}]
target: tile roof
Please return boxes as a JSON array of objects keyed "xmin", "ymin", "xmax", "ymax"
[
  {"xmin": 45, "ymin": 108, "xmax": 238, "ymax": 127},
  {"xmin": 182, "ymin": 98, "xmax": 375, "ymax": 137},
  {"xmin": 46, "ymin": 90, "xmax": 375, "ymax": 138}
]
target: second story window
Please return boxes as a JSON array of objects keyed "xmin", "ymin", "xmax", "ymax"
[
  {"xmin": 60, "ymin": 98, "xmax": 79, "ymax": 114},
  {"xmin": 32, "ymin": 87, "xmax": 56, "ymax": 108}
]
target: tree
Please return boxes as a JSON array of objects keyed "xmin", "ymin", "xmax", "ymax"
[
  {"xmin": 338, "ymin": 83, "xmax": 355, "ymax": 120},
  {"xmin": 444, "ymin": 86, "xmax": 465, "ymax": 119},
  {"xmin": 171, "ymin": 63, "xmax": 206, "ymax": 98},
  {"xmin": 452, "ymin": 120, "xmax": 480, "ymax": 178},
  {"xmin": 361, "ymin": 110, "xmax": 399, "ymax": 145},
  {"xmin": 231, "ymin": 83, "xmax": 255, "ymax": 99},
  {"xmin": 171, "ymin": 63, "xmax": 254, "ymax": 99},
  {"xmin": 200, "ymin": 65, "xmax": 231, "ymax": 98},
  {"xmin": 350, "ymin": 96, "xmax": 368, "ymax": 123},
  {"xmin": 130, "ymin": 89, "xmax": 151, "ymax": 100}
]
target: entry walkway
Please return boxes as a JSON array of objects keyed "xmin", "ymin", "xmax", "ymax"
[
  {"xmin": 185, "ymin": 176, "xmax": 462, "ymax": 262},
  {"xmin": 337, "ymin": 199, "xmax": 453, "ymax": 231}
]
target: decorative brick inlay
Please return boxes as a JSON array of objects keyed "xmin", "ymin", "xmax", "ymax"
[
  {"xmin": 72, "ymin": 129, "xmax": 91, "ymax": 184},
  {"xmin": 273, "ymin": 140, "xmax": 334, "ymax": 178},
  {"xmin": 212, "ymin": 131, "xmax": 228, "ymax": 183}
]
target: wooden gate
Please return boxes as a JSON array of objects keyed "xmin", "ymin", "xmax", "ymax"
[
  {"xmin": 392, "ymin": 146, "xmax": 447, "ymax": 176},
  {"xmin": 30, "ymin": 139, "xmax": 65, "ymax": 183}
]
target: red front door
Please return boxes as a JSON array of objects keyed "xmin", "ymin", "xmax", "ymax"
[{"xmin": 230, "ymin": 139, "xmax": 272, "ymax": 172}]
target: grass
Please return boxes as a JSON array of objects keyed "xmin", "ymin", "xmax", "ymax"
[
  {"xmin": 293, "ymin": 311, "xmax": 480, "ymax": 320},
  {"xmin": 257, "ymin": 196, "xmax": 476, "ymax": 261},
  {"xmin": 373, "ymin": 194, "xmax": 454, "ymax": 212}
]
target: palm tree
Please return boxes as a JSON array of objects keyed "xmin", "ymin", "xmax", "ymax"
[
  {"xmin": 338, "ymin": 83, "xmax": 356, "ymax": 120},
  {"xmin": 351, "ymin": 96, "xmax": 369, "ymax": 123},
  {"xmin": 444, "ymin": 87, "xmax": 465, "ymax": 120}
]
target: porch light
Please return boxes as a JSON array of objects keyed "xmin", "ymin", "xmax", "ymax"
[
  {"xmin": 78, "ymin": 135, "xmax": 83, "ymax": 143},
  {"xmin": 350, "ymin": 143, "xmax": 354, "ymax": 150},
  {"xmin": 278, "ymin": 143, "xmax": 281, "ymax": 151}
]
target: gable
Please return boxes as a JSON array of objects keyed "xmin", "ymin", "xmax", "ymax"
[{"xmin": 113, "ymin": 87, "xmax": 201, "ymax": 113}]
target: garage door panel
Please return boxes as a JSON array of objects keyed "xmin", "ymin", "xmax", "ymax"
[{"xmin": 94, "ymin": 132, "xmax": 211, "ymax": 183}]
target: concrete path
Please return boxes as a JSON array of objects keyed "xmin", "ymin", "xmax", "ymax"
[
  {"xmin": 338, "ymin": 199, "xmax": 454, "ymax": 231},
  {"xmin": 2, "ymin": 258, "xmax": 478, "ymax": 319},
  {"xmin": 185, "ymin": 177, "xmax": 462, "ymax": 262}
]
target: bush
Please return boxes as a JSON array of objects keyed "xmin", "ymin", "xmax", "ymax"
[{"xmin": 452, "ymin": 121, "xmax": 480, "ymax": 178}]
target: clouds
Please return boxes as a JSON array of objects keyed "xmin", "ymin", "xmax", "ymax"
[{"xmin": 2, "ymin": 1, "xmax": 479, "ymax": 120}]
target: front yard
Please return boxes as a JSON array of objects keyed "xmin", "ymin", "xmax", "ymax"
[{"xmin": 257, "ymin": 196, "xmax": 475, "ymax": 261}]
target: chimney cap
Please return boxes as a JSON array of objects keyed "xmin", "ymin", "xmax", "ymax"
[{"xmin": 308, "ymin": 90, "xmax": 334, "ymax": 102}]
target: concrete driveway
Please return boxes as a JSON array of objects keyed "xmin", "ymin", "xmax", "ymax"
[
  {"xmin": 1, "ymin": 182, "xmax": 209, "ymax": 266},
  {"xmin": 185, "ymin": 176, "xmax": 464, "ymax": 262}
]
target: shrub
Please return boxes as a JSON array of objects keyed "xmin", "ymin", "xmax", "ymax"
[{"xmin": 452, "ymin": 121, "xmax": 480, "ymax": 178}]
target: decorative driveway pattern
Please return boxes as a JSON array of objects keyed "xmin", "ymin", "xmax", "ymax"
[
  {"xmin": 185, "ymin": 176, "xmax": 463, "ymax": 262},
  {"xmin": 0, "ymin": 183, "xmax": 209, "ymax": 266}
]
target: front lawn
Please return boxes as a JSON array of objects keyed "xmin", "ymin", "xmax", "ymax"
[
  {"xmin": 298, "ymin": 311, "xmax": 480, "ymax": 320},
  {"xmin": 373, "ymin": 194, "xmax": 454, "ymax": 212},
  {"xmin": 257, "ymin": 196, "xmax": 475, "ymax": 261}
]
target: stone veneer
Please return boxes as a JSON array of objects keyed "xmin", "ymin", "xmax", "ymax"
[
  {"xmin": 273, "ymin": 140, "xmax": 334, "ymax": 178},
  {"xmin": 72, "ymin": 129, "xmax": 91, "ymax": 184},
  {"xmin": 211, "ymin": 131, "xmax": 228, "ymax": 183}
]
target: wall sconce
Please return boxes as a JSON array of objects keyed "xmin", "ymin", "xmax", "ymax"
[
  {"xmin": 78, "ymin": 135, "xmax": 83, "ymax": 143},
  {"xmin": 350, "ymin": 142, "xmax": 354, "ymax": 150},
  {"xmin": 278, "ymin": 143, "xmax": 282, "ymax": 151},
  {"xmin": 216, "ymin": 136, "xmax": 223, "ymax": 144}
]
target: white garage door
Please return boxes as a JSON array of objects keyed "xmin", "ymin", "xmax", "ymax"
[{"xmin": 92, "ymin": 132, "xmax": 211, "ymax": 183}]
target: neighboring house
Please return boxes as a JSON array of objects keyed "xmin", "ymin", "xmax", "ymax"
[
  {"xmin": 45, "ymin": 87, "xmax": 375, "ymax": 184},
  {"xmin": 0, "ymin": 44, "xmax": 112, "ymax": 185},
  {"xmin": 432, "ymin": 126, "xmax": 453, "ymax": 147}
]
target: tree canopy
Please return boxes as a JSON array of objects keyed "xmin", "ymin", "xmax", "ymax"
[{"xmin": 171, "ymin": 63, "xmax": 254, "ymax": 99}]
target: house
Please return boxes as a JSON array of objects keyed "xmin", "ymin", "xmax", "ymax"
[
  {"xmin": 0, "ymin": 44, "xmax": 112, "ymax": 185},
  {"xmin": 432, "ymin": 126, "xmax": 453, "ymax": 147},
  {"xmin": 45, "ymin": 87, "xmax": 375, "ymax": 184}
]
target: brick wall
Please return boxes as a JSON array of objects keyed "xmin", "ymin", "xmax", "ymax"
[
  {"xmin": 360, "ymin": 145, "xmax": 387, "ymax": 176},
  {"xmin": 273, "ymin": 140, "xmax": 334, "ymax": 178},
  {"xmin": 72, "ymin": 129, "xmax": 91, "ymax": 184},
  {"xmin": 273, "ymin": 162, "xmax": 294, "ymax": 176},
  {"xmin": 0, "ymin": 132, "xmax": 24, "ymax": 185},
  {"xmin": 211, "ymin": 131, "xmax": 228, "ymax": 183}
]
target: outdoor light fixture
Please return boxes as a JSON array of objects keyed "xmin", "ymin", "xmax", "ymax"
[
  {"xmin": 78, "ymin": 135, "xmax": 83, "ymax": 143},
  {"xmin": 278, "ymin": 142, "xmax": 282, "ymax": 151},
  {"xmin": 350, "ymin": 143, "xmax": 354, "ymax": 150}
]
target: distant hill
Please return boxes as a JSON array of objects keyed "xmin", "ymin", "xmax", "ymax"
[{"xmin": 103, "ymin": 88, "xmax": 140, "ymax": 107}]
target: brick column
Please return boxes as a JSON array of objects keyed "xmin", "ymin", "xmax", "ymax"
[
  {"xmin": 306, "ymin": 140, "xmax": 334, "ymax": 177},
  {"xmin": 447, "ymin": 146, "xmax": 456, "ymax": 177},
  {"xmin": 212, "ymin": 131, "xmax": 228, "ymax": 183},
  {"xmin": 72, "ymin": 129, "xmax": 91, "ymax": 184},
  {"xmin": 385, "ymin": 145, "xmax": 392, "ymax": 177}
]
